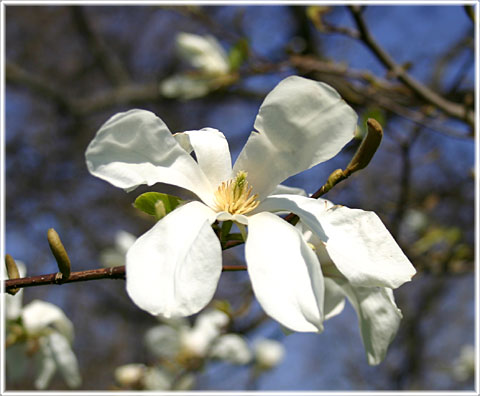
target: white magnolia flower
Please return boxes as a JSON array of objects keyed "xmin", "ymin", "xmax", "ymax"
[
  {"xmin": 86, "ymin": 75, "xmax": 415, "ymax": 333},
  {"xmin": 452, "ymin": 344, "xmax": 475, "ymax": 381},
  {"xmin": 6, "ymin": 297, "xmax": 81, "ymax": 389},
  {"xmin": 253, "ymin": 338, "xmax": 285, "ymax": 369},
  {"xmin": 302, "ymin": 220, "xmax": 404, "ymax": 366},
  {"xmin": 210, "ymin": 334, "xmax": 252, "ymax": 365},
  {"xmin": 176, "ymin": 32, "xmax": 230, "ymax": 75},
  {"xmin": 160, "ymin": 33, "xmax": 231, "ymax": 99},
  {"xmin": 146, "ymin": 309, "xmax": 229, "ymax": 361}
]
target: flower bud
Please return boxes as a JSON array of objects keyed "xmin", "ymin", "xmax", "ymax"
[
  {"xmin": 5, "ymin": 254, "xmax": 21, "ymax": 295},
  {"xmin": 253, "ymin": 338, "xmax": 285, "ymax": 370},
  {"xmin": 345, "ymin": 118, "xmax": 383, "ymax": 176},
  {"xmin": 47, "ymin": 228, "xmax": 71, "ymax": 279}
]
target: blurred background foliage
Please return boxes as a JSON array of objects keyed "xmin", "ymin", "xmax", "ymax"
[{"xmin": 4, "ymin": 4, "xmax": 475, "ymax": 391}]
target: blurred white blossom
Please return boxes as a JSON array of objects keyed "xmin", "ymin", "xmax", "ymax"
[
  {"xmin": 5, "ymin": 261, "xmax": 81, "ymax": 390},
  {"xmin": 253, "ymin": 338, "xmax": 285, "ymax": 370},
  {"xmin": 159, "ymin": 32, "xmax": 233, "ymax": 99},
  {"xmin": 176, "ymin": 33, "xmax": 230, "ymax": 75},
  {"xmin": 210, "ymin": 334, "xmax": 252, "ymax": 365},
  {"xmin": 114, "ymin": 363, "xmax": 147, "ymax": 387},
  {"xmin": 115, "ymin": 306, "xmax": 282, "ymax": 390},
  {"xmin": 452, "ymin": 344, "xmax": 475, "ymax": 381}
]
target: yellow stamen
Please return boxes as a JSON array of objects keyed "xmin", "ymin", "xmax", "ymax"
[{"xmin": 214, "ymin": 171, "xmax": 259, "ymax": 215}]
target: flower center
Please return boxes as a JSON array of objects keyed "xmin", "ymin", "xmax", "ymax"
[{"xmin": 214, "ymin": 171, "xmax": 259, "ymax": 215}]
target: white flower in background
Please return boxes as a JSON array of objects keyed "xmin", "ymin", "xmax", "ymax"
[
  {"xmin": 253, "ymin": 338, "xmax": 285, "ymax": 370},
  {"xmin": 114, "ymin": 363, "xmax": 147, "ymax": 387},
  {"xmin": 145, "ymin": 309, "xmax": 229, "ymax": 362},
  {"xmin": 176, "ymin": 33, "xmax": 230, "ymax": 75},
  {"xmin": 160, "ymin": 33, "xmax": 231, "ymax": 100},
  {"xmin": 118, "ymin": 308, "xmax": 252, "ymax": 390},
  {"xmin": 86, "ymin": 75, "xmax": 415, "ymax": 334},
  {"xmin": 452, "ymin": 344, "xmax": 475, "ymax": 381},
  {"xmin": 210, "ymin": 334, "xmax": 252, "ymax": 365},
  {"xmin": 5, "ymin": 261, "xmax": 82, "ymax": 390},
  {"xmin": 100, "ymin": 230, "xmax": 136, "ymax": 267}
]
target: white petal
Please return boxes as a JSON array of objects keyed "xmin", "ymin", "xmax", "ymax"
[
  {"xmin": 85, "ymin": 109, "xmax": 213, "ymax": 205},
  {"xmin": 126, "ymin": 201, "xmax": 222, "ymax": 317},
  {"xmin": 21, "ymin": 300, "xmax": 74, "ymax": 342},
  {"xmin": 34, "ymin": 338, "xmax": 57, "ymax": 390},
  {"xmin": 47, "ymin": 331, "xmax": 82, "ymax": 388},
  {"xmin": 246, "ymin": 212, "xmax": 324, "ymax": 332},
  {"xmin": 176, "ymin": 128, "xmax": 232, "ymax": 188},
  {"xmin": 259, "ymin": 196, "xmax": 416, "ymax": 289},
  {"xmin": 323, "ymin": 278, "xmax": 346, "ymax": 320},
  {"xmin": 334, "ymin": 280, "xmax": 402, "ymax": 365},
  {"xmin": 319, "ymin": 206, "xmax": 416, "ymax": 288},
  {"xmin": 256, "ymin": 194, "xmax": 330, "ymax": 241},
  {"xmin": 234, "ymin": 76, "xmax": 357, "ymax": 199},
  {"xmin": 215, "ymin": 211, "xmax": 249, "ymax": 225},
  {"xmin": 270, "ymin": 184, "xmax": 307, "ymax": 196}
]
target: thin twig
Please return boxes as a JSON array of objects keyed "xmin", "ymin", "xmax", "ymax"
[
  {"xmin": 348, "ymin": 6, "xmax": 474, "ymax": 126},
  {"xmin": 5, "ymin": 264, "xmax": 247, "ymax": 293}
]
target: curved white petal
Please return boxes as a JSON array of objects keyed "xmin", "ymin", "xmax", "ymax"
[
  {"xmin": 126, "ymin": 201, "xmax": 222, "ymax": 317},
  {"xmin": 256, "ymin": 194, "xmax": 330, "ymax": 241},
  {"xmin": 35, "ymin": 338, "xmax": 57, "ymax": 390},
  {"xmin": 246, "ymin": 212, "xmax": 324, "ymax": 332},
  {"xmin": 319, "ymin": 206, "xmax": 416, "ymax": 289},
  {"xmin": 259, "ymin": 195, "xmax": 416, "ymax": 289},
  {"xmin": 21, "ymin": 300, "xmax": 74, "ymax": 342},
  {"xmin": 323, "ymin": 278, "xmax": 346, "ymax": 320},
  {"xmin": 176, "ymin": 128, "xmax": 232, "ymax": 188},
  {"xmin": 233, "ymin": 76, "xmax": 357, "ymax": 199},
  {"xmin": 333, "ymin": 280, "xmax": 402, "ymax": 365},
  {"xmin": 85, "ymin": 109, "xmax": 214, "ymax": 205},
  {"xmin": 47, "ymin": 332, "xmax": 82, "ymax": 388},
  {"xmin": 270, "ymin": 184, "xmax": 307, "ymax": 197}
]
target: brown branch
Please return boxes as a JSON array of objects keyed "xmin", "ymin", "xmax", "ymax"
[
  {"xmin": 348, "ymin": 6, "xmax": 474, "ymax": 127},
  {"xmin": 5, "ymin": 264, "xmax": 247, "ymax": 293}
]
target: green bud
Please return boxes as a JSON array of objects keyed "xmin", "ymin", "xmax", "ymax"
[
  {"xmin": 345, "ymin": 118, "xmax": 383, "ymax": 176},
  {"xmin": 47, "ymin": 228, "xmax": 71, "ymax": 279},
  {"xmin": 5, "ymin": 254, "xmax": 21, "ymax": 295},
  {"xmin": 324, "ymin": 169, "xmax": 346, "ymax": 193}
]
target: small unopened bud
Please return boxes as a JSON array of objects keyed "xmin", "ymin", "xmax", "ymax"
[
  {"xmin": 323, "ymin": 169, "xmax": 346, "ymax": 193},
  {"xmin": 47, "ymin": 228, "xmax": 71, "ymax": 279},
  {"xmin": 5, "ymin": 254, "xmax": 21, "ymax": 295},
  {"xmin": 345, "ymin": 118, "xmax": 383, "ymax": 176}
]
